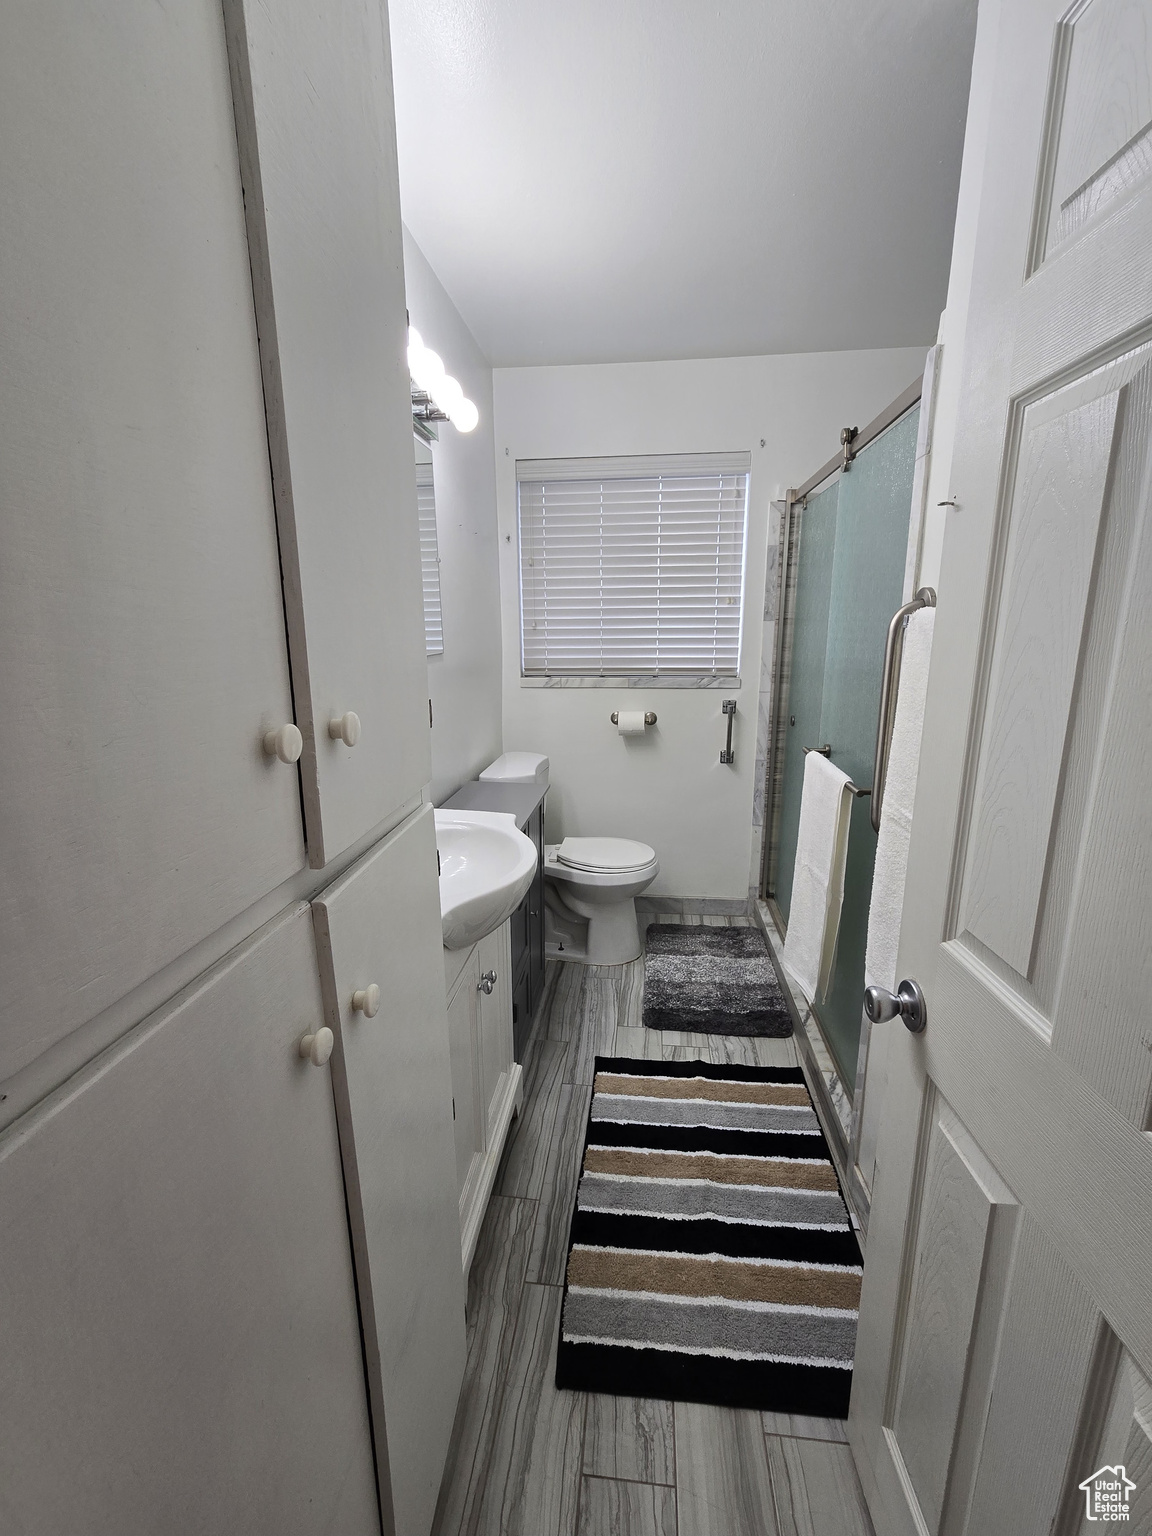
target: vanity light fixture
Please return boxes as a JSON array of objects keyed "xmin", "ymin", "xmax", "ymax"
[{"xmin": 408, "ymin": 327, "xmax": 479, "ymax": 434}]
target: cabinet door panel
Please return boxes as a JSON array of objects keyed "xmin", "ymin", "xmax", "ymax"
[
  {"xmin": 225, "ymin": 0, "xmax": 432, "ymax": 867},
  {"xmin": 0, "ymin": 905, "xmax": 378, "ymax": 1536},
  {"xmin": 313, "ymin": 806, "xmax": 465, "ymax": 1536},
  {"xmin": 0, "ymin": 0, "xmax": 305, "ymax": 1079},
  {"xmin": 478, "ymin": 922, "xmax": 514, "ymax": 1142},
  {"xmin": 447, "ymin": 957, "xmax": 481, "ymax": 1196}
]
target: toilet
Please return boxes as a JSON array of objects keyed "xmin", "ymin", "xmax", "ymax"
[{"xmin": 478, "ymin": 753, "xmax": 659, "ymax": 965}]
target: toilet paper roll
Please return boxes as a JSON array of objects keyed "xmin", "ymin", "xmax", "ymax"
[{"xmin": 616, "ymin": 710, "xmax": 647, "ymax": 736}]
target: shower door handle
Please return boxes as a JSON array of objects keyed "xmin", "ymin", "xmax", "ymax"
[{"xmin": 871, "ymin": 587, "xmax": 936, "ymax": 832}]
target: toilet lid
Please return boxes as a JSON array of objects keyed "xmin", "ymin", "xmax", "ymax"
[{"xmin": 555, "ymin": 836, "xmax": 656, "ymax": 872}]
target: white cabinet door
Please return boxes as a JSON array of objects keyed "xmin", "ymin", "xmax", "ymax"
[
  {"xmin": 312, "ymin": 806, "xmax": 465, "ymax": 1536},
  {"xmin": 446, "ymin": 949, "xmax": 482, "ymax": 1197},
  {"xmin": 0, "ymin": 904, "xmax": 379, "ymax": 1536},
  {"xmin": 478, "ymin": 923, "xmax": 514, "ymax": 1143},
  {"xmin": 0, "ymin": 0, "xmax": 305, "ymax": 1079},
  {"xmin": 225, "ymin": 0, "xmax": 432, "ymax": 868}
]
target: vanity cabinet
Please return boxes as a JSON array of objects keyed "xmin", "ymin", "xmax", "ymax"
[
  {"xmin": 444, "ymin": 922, "xmax": 524, "ymax": 1273},
  {"xmin": 441, "ymin": 783, "xmax": 548, "ymax": 1057},
  {"xmin": 311, "ymin": 806, "xmax": 465, "ymax": 1536},
  {"xmin": 0, "ymin": 905, "xmax": 379, "ymax": 1535}
]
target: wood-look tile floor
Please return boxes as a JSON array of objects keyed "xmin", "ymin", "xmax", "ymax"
[{"xmin": 431, "ymin": 917, "xmax": 874, "ymax": 1536}]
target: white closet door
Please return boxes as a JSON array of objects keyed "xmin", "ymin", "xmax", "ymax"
[
  {"xmin": 225, "ymin": 0, "xmax": 433, "ymax": 868},
  {"xmin": 312, "ymin": 806, "xmax": 466, "ymax": 1536},
  {"xmin": 0, "ymin": 904, "xmax": 379, "ymax": 1536},
  {"xmin": 0, "ymin": 0, "xmax": 305, "ymax": 1079}
]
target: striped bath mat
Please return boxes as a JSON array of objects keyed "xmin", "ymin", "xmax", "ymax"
[{"xmin": 555, "ymin": 1058, "xmax": 862, "ymax": 1416}]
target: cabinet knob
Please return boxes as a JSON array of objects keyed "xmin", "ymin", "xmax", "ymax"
[
  {"xmin": 351, "ymin": 983, "xmax": 380, "ymax": 1018},
  {"xmin": 478, "ymin": 970, "xmax": 497, "ymax": 995},
  {"xmin": 263, "ymin": 723, "xmax": 303, "ymax": 764},
  {"xmin": 328, "ymin": 711, "xmax": 361, "ymax": 747},
  {"xmin": 299, "ymin": 1026, "xmax": 334, "ymax": 1066}
]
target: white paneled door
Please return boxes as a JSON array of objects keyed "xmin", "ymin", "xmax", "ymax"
[
  {"xmin": 0, "ymin": 0, "xmax": 305, "ymax": 1079},
  {"xmin": 312, "ymin": 805, "xmax": 466, "ymax": 1536},
  {"xmin": 850, "ymin": 2, "xmax": 1152, "ymax": 1533},
  {"xmin": 225, "ymin": 0, "xmax": 433, "ymax": 867},
  {"xmin": 0, "ymin": 905, "xmax": 379, "ymax": 1535}
]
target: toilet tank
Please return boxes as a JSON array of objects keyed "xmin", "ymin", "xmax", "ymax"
[{"xmin": 480, "ymin": 752, "xmax": 550, "ymax": 787}]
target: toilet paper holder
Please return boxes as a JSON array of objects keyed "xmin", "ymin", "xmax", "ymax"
[{"xmin": 610, "ymin": 711, "xmax": 657, "ymax": 726}]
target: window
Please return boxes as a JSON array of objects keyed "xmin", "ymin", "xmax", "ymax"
[
  {"xmin": 517, "ymin": 452, "xmax": 750, "ymax": 678},
  {"xmin": 415, "ymin": 451, "xmax": 443, "ymax": 656}
]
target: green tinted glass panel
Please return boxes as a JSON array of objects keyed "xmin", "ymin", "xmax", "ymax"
[
  {"xmin": 771, "ymin": 405, "xmax": 920, "ymax": 1088},
  {"xmin": 815, "ymin": 406, "xmax": 919, "ymax": 1085},
  {"xmin": 773, "ymin": 480, "xmax": 838, "ymax": 922}
]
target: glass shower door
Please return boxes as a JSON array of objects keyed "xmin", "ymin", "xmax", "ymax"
[{"xmin": 768, "ymin": 404, "xmax": 920, "ymax": 1088}]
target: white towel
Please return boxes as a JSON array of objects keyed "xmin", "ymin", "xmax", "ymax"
[
  {"xmin": 783, "ymin": 751, "xmax": 854, "ymax": 1003},
  {"xmin": 856, "ymin": 606, "xmax": 935, "ymax": 1189},
  {"xmin": 864, "ymin": 606, "xmax": 935, "ymax": 994}
]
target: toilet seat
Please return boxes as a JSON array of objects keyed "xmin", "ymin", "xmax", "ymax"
[{"xmin": 555, "ymin": 836, "xmax": 657, "ymax": 874}]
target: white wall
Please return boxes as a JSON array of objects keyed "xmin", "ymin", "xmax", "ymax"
[
  {"xmin": 403, "ymin": 228, "xmax": 504, "ymax": 803},
  {"xmin": 917, "ymin": 0, "xmax": 1004, "ymax": 592},
  {"xmin": 493, "ymin": 348, "xmax": 927, "ymax": 898}
]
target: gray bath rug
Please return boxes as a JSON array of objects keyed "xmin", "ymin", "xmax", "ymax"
[{"xmin": 643, "ymin": 924, "xmax": 793, "ymax": 1037}]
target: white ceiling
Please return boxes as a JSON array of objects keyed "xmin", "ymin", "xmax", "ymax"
[{"xmin": 389, "ymin": 0, "xmax": 978, "ymax": 368}]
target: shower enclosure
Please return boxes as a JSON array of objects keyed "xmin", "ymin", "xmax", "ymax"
[{"xmin": 763, "ymin": 378, "xmax": 924, "ymax": 1091}]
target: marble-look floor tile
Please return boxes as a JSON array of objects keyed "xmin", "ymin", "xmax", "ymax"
[
  {"xmin": 675, "ymin": 1401, "xmax": 779, "ymax": 1536},
  {"xmin": 527, "ymin": 1083, "xmax": 593, "ymax": 1284},
  {"xmin": 496, "ymin": 1038, "xmax": 568, "ymax": 1199},
  {"xmin": 576, "ymin": 1476, "xmax": 677, "ymax": 1536},
  {"xmin": 613, "ymin": 1024, "xmax": 662, "ymax": 1060},
  {"xmin": 761, "ymin": 1412, "xmax": 848, "ymax": 1444},
  {"xmin": 545, "ymin": 963, "xmax": 588, "ymax": 1045},
  {"xmin": 662, "ymin": 1043, "xmax": 711, "ymax": 1063},
  {"xmin": 468, "ymin": 1283, "xmax": 584, "ymax": 1536},
  {"xmin": 434, "ymin": 1196, "xmax": 538, "ymax": 1536},
  {"xmin": 583, "ymin": 1394, "xmax": 676, "ymax": 1486},
  {"xmin": 615, "ymin": 960, "xmax": 645, "ymax": 1032},
  {"xmin": 524, "ymin": 961, "xmax": 563, "ymax": 1052},
  {"xmin": 765, "ymin": 1435, "xmax": 873, "ymax": 1536},
  {"xmin": 661, "ymin": 1029, "xmax": 713, "ymax": 1052},
  {"xmin": 567, "ymin": 974, "xmax": 619, "ymax": 1085}
]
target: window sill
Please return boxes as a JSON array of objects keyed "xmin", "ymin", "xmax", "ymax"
[{"xmin": 519, "ymin": 674, "xmax": 742, "ymax": 690}]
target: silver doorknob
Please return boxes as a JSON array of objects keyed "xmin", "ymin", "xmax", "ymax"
[
  {"xmin": 863, "ymin": 978, "xmax": 927, "ymax": 1033},
  {"xmin": 478, "ymin": 970, "xmax": 497, "ymax": 995}
]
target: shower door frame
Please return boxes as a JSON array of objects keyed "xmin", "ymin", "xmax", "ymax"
[{"xmin": 760, "ymin": 370, "xmax": 931, "ymax": 925}]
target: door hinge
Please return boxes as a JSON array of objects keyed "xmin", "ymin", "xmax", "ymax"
[
  {"xmin": 452, "ymin": 1096, "xmax": 455, "ymax": 1120},
  {"xmin": 429, "ymin": 698, "xmax": 433, "ymax": 728}
]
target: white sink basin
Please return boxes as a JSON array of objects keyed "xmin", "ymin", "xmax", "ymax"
[{"xmin": 435, "ymin": 809, "xmax": 538, "ymax": 951}]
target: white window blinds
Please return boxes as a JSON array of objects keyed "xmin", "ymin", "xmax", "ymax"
[
  {"xmin": 415, "ymin": 460, "xmax": 443, "ymax": 656},
  {"xmin": 517, "ymin": 452, "xmax": 750, "ymax": 677}
]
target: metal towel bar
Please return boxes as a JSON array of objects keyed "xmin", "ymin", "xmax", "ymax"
[
  {"xmin": 802, "ymin": 744, "xmax": 871, "ymax": 798},
  {"xmin": 870, "ymin": 586, "xmax": 936, "ymax": 832}
]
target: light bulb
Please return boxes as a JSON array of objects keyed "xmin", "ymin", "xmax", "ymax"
[
  {"xmin": 419, "ymin": 348, "xmax": 445, "ymax": 395},
  {"xmin": 453, "ymin": 397, "xmax": 479, "ymax": 433},
  {"xmin": 406, "ymin": 327, "xmax": 424, "ymax": 380},
  {"xmin": 435, "ymin": 374, "xmax": 465, "ymax": 416}
]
